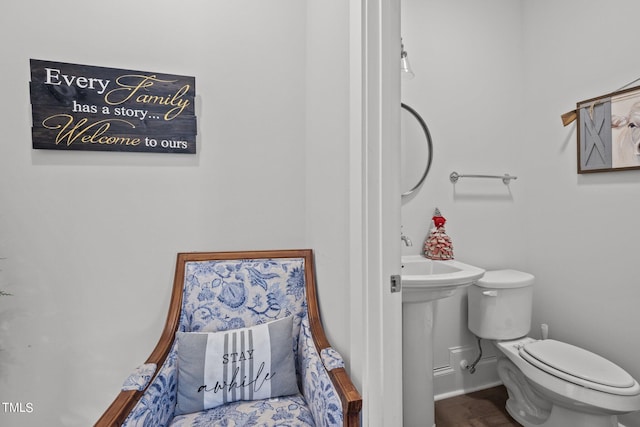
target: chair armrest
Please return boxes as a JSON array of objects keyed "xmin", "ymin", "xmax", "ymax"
[
  {"xmin": 298, "ymin": 316, "xmax": 362, "ymax": 426},
  {"xmin": 95, "ymin": 345, "xmax": 178, "ymax": 427},
  {"xmin": 320, "ymin": 347, "xmax": 345, "ymax": 371},
  {"xmin": 118, "ymin": 346, "xmax": 178, "ymax": 427},
  {"xmin": 121, "ymin": 363, "xmax": 157, "ymax": 391}
]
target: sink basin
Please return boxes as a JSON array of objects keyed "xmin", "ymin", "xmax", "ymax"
[{"xmin": 401, "ymin": 255, "xmax": 485, "ymax": 303}]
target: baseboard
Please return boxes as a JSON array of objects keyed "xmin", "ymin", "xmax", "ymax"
[
  {"xmin": 433, "ymin": 345, "xmax": 502, "ymax": 401},
  {"xmin": 434, "ymin": 378, "xmax": 503, "ymax": 401}
]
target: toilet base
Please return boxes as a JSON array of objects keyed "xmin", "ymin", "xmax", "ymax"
[
  {"xmin": 499, "ymin": 356, "xmax": 620, "ymax": 427},
  {"xmin": 506, "ymin": 399, "xmax": 619, "ymax": 427}
]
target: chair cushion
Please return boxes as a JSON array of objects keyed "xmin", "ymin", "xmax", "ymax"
[
  {"xmin": 175, "ymin": 316, "xmax": 299, "ymax": 415},
  {"xmin": 168, "ymin": 393, "xmax": 315, "ymax": 426}
]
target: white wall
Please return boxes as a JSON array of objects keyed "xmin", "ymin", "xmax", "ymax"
[
  {"xmin": 403, "ymin": 1, "xmax": 640, "ymax": 425},
  {"xmin": 400, "ymin": 0, "xmax": 526, "ymax": 385},
  {"xmin": 0, "ymin": 1, "xmax": 314, "ymax": 425},
  {"xmin": 305, "ymin": 0, "xmax": 352, "ymax": 365},
  {"xmin": 523, "ymin": 1, "xmax": 640, "ymax": 425}
]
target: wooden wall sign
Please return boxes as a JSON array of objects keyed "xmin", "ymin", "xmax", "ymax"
[
  {"xmin": 577, "ymin": 85, "xmax": 640, "ymax": 173},
  {"xmin": 30, "ymin": 59, "xmax": 197, "ymax": 154}
]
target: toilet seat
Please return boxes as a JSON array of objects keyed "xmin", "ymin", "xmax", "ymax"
[{"xmin": 519, "ymin": 339, "xmax": 640, "ymax": 396}]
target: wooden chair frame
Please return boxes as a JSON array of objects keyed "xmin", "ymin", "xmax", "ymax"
[{"xmin": 96, "ymin": 249, "xmax": 362, "ymax": 426}]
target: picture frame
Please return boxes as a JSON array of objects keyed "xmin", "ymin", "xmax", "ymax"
[
  {"xmin": 577, "ymin": 85, "xmax": 640, "ymax": 173},
  {"xmin": 30, "ymin": 59, "xmax": 197, "ymax": 154}
]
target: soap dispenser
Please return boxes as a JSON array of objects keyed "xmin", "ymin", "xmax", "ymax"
[{"xmin": 424, "ymin": 207, "xmax": 454, "ymax": 260}]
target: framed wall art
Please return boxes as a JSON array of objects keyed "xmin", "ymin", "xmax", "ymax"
[
  {"xmin": 30, "ymin": 59, "xmax": 197, "ymax": 154},
  {"xmin": 577, "ymin": 85, "xmax": 640, "ymax": 173}
]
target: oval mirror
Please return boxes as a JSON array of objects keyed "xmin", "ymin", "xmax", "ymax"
[{"xmin": 401, "ymin": 103, "xmax": 433, "ymax": 198}]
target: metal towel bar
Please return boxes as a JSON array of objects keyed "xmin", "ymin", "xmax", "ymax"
[{"xmin": 449, "ymin": 171, "xmax": 518, "ymax": 185}]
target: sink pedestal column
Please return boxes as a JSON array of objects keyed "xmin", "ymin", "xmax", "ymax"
[{"xmin": 402, "ymin": 301, "xmax": 436, "ymax": 427}]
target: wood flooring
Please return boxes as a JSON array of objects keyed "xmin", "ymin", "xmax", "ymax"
[{"xmin": 434, "ymin": 385, "xmax": 520, "ymax": 427}]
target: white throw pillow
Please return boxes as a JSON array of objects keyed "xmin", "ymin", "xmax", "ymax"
[{"xmin": 175, "ymin": 316, "xmax": 299, "ymax": 415}]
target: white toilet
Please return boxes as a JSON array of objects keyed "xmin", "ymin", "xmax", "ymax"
[{"xmin": 467, "ymin": 269, "xmax": 640, "ymax": 427}]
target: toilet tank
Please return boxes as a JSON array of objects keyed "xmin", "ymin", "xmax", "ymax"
[{"xmin": 468, "ymin": 269, "xmax": 534, "ymax": 340}]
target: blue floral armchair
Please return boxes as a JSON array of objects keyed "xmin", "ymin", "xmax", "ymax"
[{"xmin": 96, "ymin": 249, "xmax": 361, "ymax": 427}]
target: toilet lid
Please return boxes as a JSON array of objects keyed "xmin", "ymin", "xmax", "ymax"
[
  {"xmin": 476, "ymin": 269, "xmax": 534, "ymax": 289},
  {"xmin": 520, "ymin": 340, "xmax": 639, "ymax": 395}
]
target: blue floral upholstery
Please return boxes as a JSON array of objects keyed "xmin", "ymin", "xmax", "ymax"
[
  {"xmin": 121, "ymin": 363, "xmax": 157, "ymax": 392},
  {"xmin": 320, "ymin": 348, "xmax": 345, "ymax": 372},
  {"xmin": 99, "ymin": 251, "xmax": 359, "ymax": 427}
]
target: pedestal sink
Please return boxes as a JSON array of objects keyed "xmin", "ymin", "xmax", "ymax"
[{"xmin": 401, "ymin": 255, "xmax": 485, "ymax": 427}]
